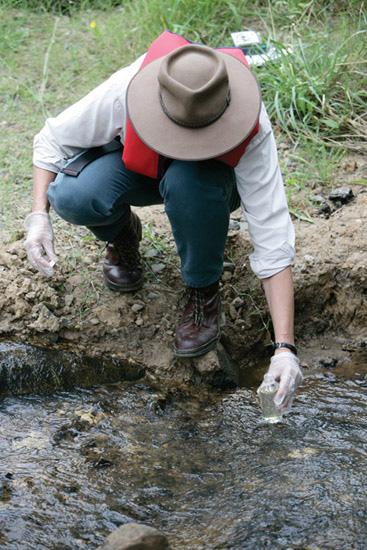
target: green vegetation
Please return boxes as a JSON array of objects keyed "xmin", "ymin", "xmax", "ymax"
[{"xmin": 0, "ymin": 0, "xmax": 366, "ymax": 235}]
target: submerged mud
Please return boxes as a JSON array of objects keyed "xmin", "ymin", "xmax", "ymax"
[{"xmin": 1, "ymin": 343, "xmax": 367, "ymax": 549}]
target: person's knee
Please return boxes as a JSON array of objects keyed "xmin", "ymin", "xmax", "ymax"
[
  {"xmin": 161, "ymin": 160, "xmax": 234, "ymax": 209},
  {"xmin": 48, "ymin": 174, "xmax": 111, "ymax": 225},
  {"xmin": 160, "ymin": 160, "xmax": 201, "ymax": 200}
]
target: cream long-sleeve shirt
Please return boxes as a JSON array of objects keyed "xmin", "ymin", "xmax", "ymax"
[{"xmin": 33, "ymin": 54, "xmax": 295, "ymax": 279}]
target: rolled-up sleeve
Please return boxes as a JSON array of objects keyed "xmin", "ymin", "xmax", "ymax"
[{"xmin": 234, "ymin": 103, "xmax": 295, "ymax": 279}]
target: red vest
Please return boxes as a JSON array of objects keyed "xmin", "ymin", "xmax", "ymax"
[{"xmin": 122, "ymin": 31, "xmax": 260, "ymax": 179}]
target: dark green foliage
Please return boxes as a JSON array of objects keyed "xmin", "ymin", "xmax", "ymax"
[{"xmin": 0, "ymin": 0, "xmax": 122, "ymax": 14}]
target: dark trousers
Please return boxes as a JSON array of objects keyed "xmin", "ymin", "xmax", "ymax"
[{"xmin": 48, "ymin": 149, "xmax": 240, "ymax": 287}]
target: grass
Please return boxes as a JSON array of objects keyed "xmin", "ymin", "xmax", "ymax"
[{"xmin": 0, "ymin": 0, "xmax": 366, "ymax": 238}]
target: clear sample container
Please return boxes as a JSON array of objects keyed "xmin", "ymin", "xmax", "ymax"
[{"xmin": 257, "ymin": 374, "xmax": 283, "ymax": 423}]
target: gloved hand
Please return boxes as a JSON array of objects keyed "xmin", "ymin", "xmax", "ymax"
[
  {"xmin": 24, "ymin": 212, "xmax": 57, "ymax": 277},
  {"xmin": 260, "ymin": 351, "xmax": 303, "ymax": 413}
]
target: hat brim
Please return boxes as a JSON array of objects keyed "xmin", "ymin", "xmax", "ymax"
[{"xmin": 126, "ymin": 49, "xmax": 261, "ymax": 161}]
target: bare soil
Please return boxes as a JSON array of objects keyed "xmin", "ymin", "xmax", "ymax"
[{"xmin": 0, "ymin": 186, "xmax": 366, "ymax": 389}]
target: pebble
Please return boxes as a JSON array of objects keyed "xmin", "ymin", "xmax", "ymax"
[
  {"xmin": 316, "ymin": 357, "xmax": 338, "ymax": 369},
  {"xmin": 223, "ymin": 261, "xmax": 235, "ymax": 272},
  {"xmin": 318, "ymin": 202, "xmax": 332, "ymax": 216},
  {"xmin": 222, "ymin": 271, "xmax": 233, "ymax": 282},
  {"xmin": 131, "ymin": 302, "xmax": 145, "ymax": 313},
  {"xmin": 99, "ymin": 522, "xmax": 170, "ymax": 549},
  {"xmin": 228, "ymin": 219, "xmax": 241, "ymax": 231},
  {"xmin": 64, "ymin": 294, "xmax": 74, "ymax": 307},
  {"xmin": 229, "ymin": 304, "xmax": 238, "ymax": 320},
  {"xmin": 304, "ymin": 254, "xmax": 315, "ymax": 266},
  {"xmin": 135, "ymin": 317, "xmax": 144, "ymax": 326},
  {"xmin": 231, "ymin": 297, "xmax": 244, "ymax": 309},
  {"xmin": 311, "ymin": 194, "xmax": 325, "ymax": 204},
  {"xmin": 151, "ymin": 263, "xmax": 166, "ymax": 274},
  {"xmin": 145, "ymin": 248, "xmax": 159, "ymax": 258},
  {"xmin": 328, "ymin": 187, "xmax": 354, "ymax": 204}
]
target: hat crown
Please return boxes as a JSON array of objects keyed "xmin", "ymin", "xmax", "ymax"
[{"xmin": 158, "ymin": 45, "xmax": 230, "ymax": 128}]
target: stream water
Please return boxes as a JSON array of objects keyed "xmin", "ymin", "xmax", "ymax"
[{"xmin": 1, "ymin": 345, "xmax": 367, "ymax": 549}]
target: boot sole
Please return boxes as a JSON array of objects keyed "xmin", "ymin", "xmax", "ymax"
[
  {"xmin": 103, "ymin": 275, "xmax": 144, "ymax": 293},
  {"xmin": 173, "ymin": 333, "xmax": 220, "ymax": 358}
]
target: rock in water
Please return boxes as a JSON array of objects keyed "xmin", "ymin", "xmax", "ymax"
[{"xmin": 99, "ymin": 523, "xmax": 170, "ymax": 549}]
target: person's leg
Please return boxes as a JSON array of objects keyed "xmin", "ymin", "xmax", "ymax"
[
  {"xmin": 48, "ymin": 149, "xmax": 163, "ymax": 290},
  {"xmin": 48, "ymin": 149, "xmax": 162, "ymax": 241},
  {"xmin": 159, "ymin": 158, "xmax": 239, "ymax": 287},
  {"xmin": 159, "ymin": 159, "xmax": 240, "ymax": 356}
]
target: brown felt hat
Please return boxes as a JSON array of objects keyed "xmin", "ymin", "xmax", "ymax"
[{"xmin": 126, "ymin": 44, "xmax": 261, "ymax": 161}]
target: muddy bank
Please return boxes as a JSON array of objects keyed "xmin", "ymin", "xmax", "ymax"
[{"xmin": 0, "ymin": 192, "xmax": 366, "ymax": 387}]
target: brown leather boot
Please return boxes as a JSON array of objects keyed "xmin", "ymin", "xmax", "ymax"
[
  {"xmin": 174, "ymin": 281, "xmax": 223, "ymax": 358},
  {"xmin": 103, "ymin": 211, "xmax": 143, "ymax": 292}
]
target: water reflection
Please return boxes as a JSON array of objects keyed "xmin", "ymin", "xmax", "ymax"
[{"xmin": 1, "ymin": 355, "xmax": 367, "ymax": 549}]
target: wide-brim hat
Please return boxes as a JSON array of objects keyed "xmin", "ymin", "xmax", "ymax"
[{"xmin": 126, "ymin": 44, "xmax": 261, "ymax": 161}]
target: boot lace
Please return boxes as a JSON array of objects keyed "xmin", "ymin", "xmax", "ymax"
[
  {"xmin": 179, "ymin": 287, "xmax": 205, "ymax": 327},
  {"xmin": 114, "ymin": 236, "xmax": 141, "ymax": 270}
]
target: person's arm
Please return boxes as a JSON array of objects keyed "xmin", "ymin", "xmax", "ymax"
[
  {"xmin": 32, "ymin": 166, "xmax": 56, "ymax": 212},
  {"xmin": 235, "ymin": 104, "xmax": 302, "ymax": 411},
  {"xmin": 262, "ymin": 266, "xmax": 302, "ymax": 411},
  {"xmin": 262, "ymin": 265, "xmax": 294, "ymax": 351},
  {"xmin": 24, "ymin": 167, "xmax": 58, "ymax": 277},
  {"xmin": 26, "ymin": 54, "xmax": 146, "ymax": 276}
]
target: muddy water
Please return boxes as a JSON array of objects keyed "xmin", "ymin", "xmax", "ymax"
[{"xmin": 1, "ymin": 349, "xmax": 367, "ymax": 549}]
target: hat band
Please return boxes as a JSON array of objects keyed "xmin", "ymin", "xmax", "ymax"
[{"xmin": 159, "ymin": 90, "xmax": 231, "ymax": 129}]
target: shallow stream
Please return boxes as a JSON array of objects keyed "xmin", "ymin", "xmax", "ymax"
[{"xmin": 1, "ymin": 344, "xmax": 367, "ymax": 549}]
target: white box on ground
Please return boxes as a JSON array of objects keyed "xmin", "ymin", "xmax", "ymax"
[{"xmin": 231, "ymin": 30, "xmax": 261, "ymax": 47}]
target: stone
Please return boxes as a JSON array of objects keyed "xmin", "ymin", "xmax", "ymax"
[
  {"xmin": 151, "ymin": 263, "xmax": 166, "ymax": 274},
  {"xmin": 131, "ymin": 302, "xmax": 145, "ymax": 313},
  {"xmin": 29, "ymin": 304, "xmax": 60, "ymax": 333},
  {"xmin": 342, "ymin": 159, "xmax": 358, "ymax": 173},
  {"xmin": 316, "ymin": 356, "xmax": 338, "ymax": 369},
  {"xmin": 195, "ymin": 349, "xmax": 220, "ymax": 374},
  {"xmin": 303, "ymin": 254, "xmax": 315, "ymax": 267},
  {"xmin": 328, "ymin": 187, "xmax": 354, "ymax": 204},
  {"xmin": 310, "ymin": 194, "xmax": 325, "ymax": 204},
  {"xmin": 64, "ymin": 294, "xmax": 74, "ymax": 307},
  {"xmin": 99, "ymin": 523, "xmax": 170, "ymax": 550},
  {"xmin": 0, "ymin": 252, "xmax": 17, "ymax": 269},
  {"xmin": 231, "ymin": 297, "xmax": 244, "ymax": 309},
  {"xmin": 13, "ymin": 299, "xmax": 29, "ymax": 319},
  {"xmin": 229, "ymin": 304, "xmax": 238, "ymax": 320},
  {"xmin": 222, "ymin": 271, "xmax": 233, "ymax": 282},
  {"xmin": 223, "ymin": 261, "xmax": 235, "ymax": 273},
  {"xmin": 145, "ymin": 248, "xmax": 159, "ymax": 258},
  {"xmin": 228, "ymin": 219, "xmax": 241, "ymax": 231},
  {"xmin": 318, "ymin": 202, "xmax": 332, "ymax": 216}
]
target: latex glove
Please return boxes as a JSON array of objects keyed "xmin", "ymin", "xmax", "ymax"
[
  {"xmin": 24, "ymin": 212, "xmax": 57, "ymax": 277},
  {"xmin": 261, "ymin": 351, "xmax": 303, "ymax": 413}
]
